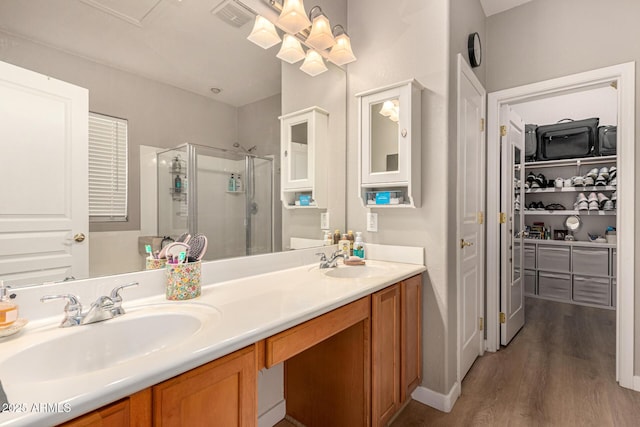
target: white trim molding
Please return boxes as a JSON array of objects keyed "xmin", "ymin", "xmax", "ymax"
[
  {"xmin": 258, "ymin": 399, "xmax": 286, "ymax": 427},
  {"xmin": 411, "ymin": 382, "xmax": 461, "ymax": 413},
  {"xmin": 486, "ymin": 62, "xmax": 635, "ymax": 388}
]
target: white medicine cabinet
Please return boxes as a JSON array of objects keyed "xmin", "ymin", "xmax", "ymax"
[
  {"xmin": 280, "ymin": 106, "xmax": 329, "ymax": 209},
  {"xmin": 356, "ymin": 79, "xmax": 423, "ymax": 208}
]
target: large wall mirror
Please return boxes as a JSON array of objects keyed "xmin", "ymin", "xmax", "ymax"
[{"xmin": 0, "ymin": 0, "xmax": 346, "ymax": 287}]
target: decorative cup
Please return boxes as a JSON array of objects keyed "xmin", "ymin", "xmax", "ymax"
[
  {"xmin": 146, "ymin": 258, "xmax": 167, "ymax": 270},
  {"xmin": 165, "ymin": 261, "xmax": 201, "ymax": 300}
]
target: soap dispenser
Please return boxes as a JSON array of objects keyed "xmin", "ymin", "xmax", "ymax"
[
  {"xmin": 0, "ymin": 280, "xmax": 18, "ymax": 328},
  {"xmin": 353, "ymin": 232, "xmax": 365, "ymax": 259}
]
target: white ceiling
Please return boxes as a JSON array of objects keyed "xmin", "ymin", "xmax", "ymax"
[
  {"xmin": 0, "ymin": 0, "xmax": 281, "ymax": 107},
  {"xmin": 479, "ymin": 0, "xmax": 534, "ymax": 17}
]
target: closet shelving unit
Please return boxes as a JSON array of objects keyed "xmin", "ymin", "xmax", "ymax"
[{"xmin": 520, "ymin": 155, "xmax": 617, "ymax": 309}]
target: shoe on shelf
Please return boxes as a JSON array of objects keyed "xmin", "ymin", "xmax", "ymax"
[
  {"xmin": 535, "ymin": 173, "xmax": 547, "ymax": 188},
  {"xmin": 563, "ymin": 178, "xmax": 572, "ymax": 187},
  {"xmin": 572, "ymin": 176, "xmax": 584, "ymax": 187},
  {"xmin": 588, "ymin": 200, "xmax": 600, "ymax": 211},
  {"xmin": 609, "ymin": 177, "xmax": 617, "ymax": 187},
  {"xmin": 597, "ymin": 192, "xmax": 610, "ymax": 203},
  {"xmin": 545, "ymin": 203, "xmax": 566, "ymax": 210},
  {"xmin": 611, "ymin": 190, "xmax": 617, "ymax": 201},
  {"xmin": 576, "ymin": 193, "xmax": 588, "ymax": 203},
  {"xmin": 595, "ymin": 175, "xmax": 607, "ymax": 186},
  {"xmin": 554, "ymin": 177, "xmax": 564, "ymax": 188},
  {"xmin": 583, "ymin": 176, "xmax": 595, "ymax": 186},
  {"xmin": 603, "ymin": 200, "xmax": 615, "ymax": 211},
  {"xmin": 609, "ymin": 166, "xmax": 617, "ymax": 179},
  {"xmin": 575, "ymin": 200, "xmax": 589, "ymax": 210},
  {"xmin": 536, "ymin": 201, "xmax": 545, "ymax": 210},
  {"xmin": 527, "ymin": 201, "xmax": 537, "ymax": 210},
  {"xmin": 598, "ymin": 167, "xmax": 610, "ymax": 179},
  {"xmin": 587, "ymin": 192, "xmax": 598, "ymax": 202},
  {"xmin": 527, "ymin": 171, "xmax": 537, "ymax": 183},
  {"xmin": 586, "ymin": 167, "xmax": 599, "ymax": 179}
]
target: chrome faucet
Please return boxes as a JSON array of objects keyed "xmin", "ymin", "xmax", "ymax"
[
  {"xmin": 41, "ymin": 282, "xmax": 138, "ymax": 328},
  {"xmin": 317, "ymin": 250, "xmax": 349, "ymax": 269}
]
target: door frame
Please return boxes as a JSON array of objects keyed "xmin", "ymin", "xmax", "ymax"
[
  {"xmin": 456, "ymin": 54, "xmax": 486, "ymax": 383},
  {"xmin": 486, "ymin": 62, "xmax": 636, "ymax": 390}
]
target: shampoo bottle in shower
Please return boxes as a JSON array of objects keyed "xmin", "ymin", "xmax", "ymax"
[
  {"xmin": 235, "ymin": 174, "xmax": 243, "ymax": 192},
  {"xmin": 174, "ymin": 174, "xmax": 182, "ymax": 193},
  {"xmin": 228, "ymin": 173, "xmax": 236, "ymax": 192}
]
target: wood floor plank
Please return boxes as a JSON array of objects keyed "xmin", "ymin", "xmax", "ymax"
[{"xmin": 390, "ymin": 298, "xmax": 640, "ymax": 427}]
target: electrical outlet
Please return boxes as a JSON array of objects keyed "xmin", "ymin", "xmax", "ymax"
[
  {"xmin": 367, "ymin": 212, "xmax": 378, "ymax": 232},
  {"xmin": 320, "ymin": 212, "xmax": 330, "ymax": 230}
]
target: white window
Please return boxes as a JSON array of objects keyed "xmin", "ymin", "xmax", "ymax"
[{"xmin": 88, "ymin": 112, "xmax": 128, "ymax": 222}]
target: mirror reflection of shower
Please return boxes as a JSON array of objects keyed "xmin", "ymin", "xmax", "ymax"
[{"xmin": 157, "ymin": 143, "xmax": 273, "ymax": 261}]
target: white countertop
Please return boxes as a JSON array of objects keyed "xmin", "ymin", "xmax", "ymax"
[{"xmin": 0, "ymin": 259, "xmax": 425, "ymax": 426}]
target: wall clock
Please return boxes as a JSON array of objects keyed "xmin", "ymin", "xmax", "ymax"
[{"xmin": 468, "ymin": 32, "xmax": 482, "ymax": 68}]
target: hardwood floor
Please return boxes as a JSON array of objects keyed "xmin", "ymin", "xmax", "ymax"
[
  {"xmin": 391, "ymin": 297, "xmax": 640, "ymax": 426},
  {"xmin": 275, "ymin": 298, "xmax": 640, "ymax": 426}
]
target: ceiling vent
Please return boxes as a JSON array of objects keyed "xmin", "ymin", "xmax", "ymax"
[{"xmin": 211, "ymin": 0, "xmax": 255, "ymax": 28}]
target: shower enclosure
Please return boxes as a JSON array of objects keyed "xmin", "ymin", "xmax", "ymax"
[{"xmin": 157, "ymin": 143, "xmax": 274, "ymax": 261}]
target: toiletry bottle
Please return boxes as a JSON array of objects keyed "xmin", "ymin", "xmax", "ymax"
[
  {"xmin": 323, "ymin": 231, "xmax": 333, "ymax": 246},
  {"xmin": 347, "ymin": 230, "xmax": 355, "ymax": 256},
  {"xmin": 354, "ymin": 232, "xmax": 365, "ymax": 259},
  {"xmin": 229, "ymin": 173, "xmax": 236, "ymax": 192},
  {"xmin": 235, "ymin": 173, "xmax": 243, "ymax": 192},
  {"xmin": 339, "ymin": 234, "xmax": 351, "ymax": 255},
  {"xmin": 174, "ymin": 174, "xmax": 182, "ymax": 193},
  {"xmin": 333, "ymin": 229, "xmax": 341, "ymax": 244},
  {"xmin": 0, "ymin": 280, "xmax": 18, "ymax": 328}
]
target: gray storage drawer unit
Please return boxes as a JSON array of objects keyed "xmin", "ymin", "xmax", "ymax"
[
  {"xmin": 573, "ymin": 275, "xmax": 610, "ymax": 306},
  {"xmin": 538, "ymin": 271, "xmax": 571, "ymax": 301},
  {"xmin": 524, "ymin": 269, "xmax": 536, "ymax": 295},
  {"xmin": 572, "ymin": 247, "xmax": 609, "ymax": 277},
  {"xmin": 537, "ymin": 245, "xmax": 570, "ymax": 272},
  {"xmin": 524, "ymin": 244, "xmax": 536, "ymax": 269}
]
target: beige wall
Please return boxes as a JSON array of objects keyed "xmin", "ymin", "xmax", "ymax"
[
  {"xmin": 0, "ymin": 30, "xmax": 239, "ymax": 233},
  {"xmin": 347, "ymin": 0, "xmax": 451, "ymax": 393},
  {"xmin": 485, "ymin": 0, "xmax": 640, "ymax": 376}
]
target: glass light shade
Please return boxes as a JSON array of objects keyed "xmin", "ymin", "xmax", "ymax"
[
  {"xmin": 276, "ymin": 34, "xmax": 306, "ymax": 64},
  {"xmin": 247, "ymin": 15, "xmax": 281, "ymax": 49},
  {"xmin": 300, "ymin": 49, "xmax": 328, "ymax": 76},
  {"xmin": 277, "ymin": 0, "xmax": 311, "ymax": 34},
  {"xmin": 379, "ymin": 100, "xmax": 396, "ymax": 117},
  {"xmin": 328, "ymin": 33, "xmax": 356, "ymax": 65},
  {"xmin": 306, "ymin": 14, "xmax": 335, "ymax": 51}
]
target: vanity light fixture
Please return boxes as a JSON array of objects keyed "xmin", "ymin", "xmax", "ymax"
[
  {"xmin": 277, "ymin": 34, "xmax": 306, "ymax": 63},
  {"xmin": 328, "ymin": 25, "xmax": 356, "ymax": 66},
  {"xmin": 379, "ymin": 100, "xmax": 400, "ymax": 122},
  {"xmin": 247, "ymin": 15, "xmax": 281, "ymax": 49},
  {"xmin": 276, "ymin": 0, "xmax": 311, "ymax": 34},
  {"xmin": 305, "ymin": 6, "xmax": 334, "ymax": 51},
  {"xmin": 246, "ymin": 0, "xmax": 356, "ymax": 76},
  {"xmin": 300, "ymin": 49, "xmax": 328, "ymax": 76}
]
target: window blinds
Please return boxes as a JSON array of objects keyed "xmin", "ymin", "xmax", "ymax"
[{"xmin": 88, "ymin": 112, "xmax": 128, "ymax": 222}]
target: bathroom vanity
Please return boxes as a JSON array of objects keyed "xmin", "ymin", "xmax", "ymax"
[{"xmin": 0, "ymin": 251, "xmax": 424, "ymax": 427}]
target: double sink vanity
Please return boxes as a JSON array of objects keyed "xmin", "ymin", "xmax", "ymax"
[{"xmin": 0, "ymin": 246, "xmax": 425, "ymax": 427}]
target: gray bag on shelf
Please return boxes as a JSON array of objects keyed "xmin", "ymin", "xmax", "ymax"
[
  {"xmin": 525, "ymin": 124, "xmax": 538, "ymax": 161},
  {"xmin": 536, "ymin": 118, "xmax": 599, "ymax": 160},
  {"xmin": 597, "ymin": 125, "xmax": 617, "ymax": 156}
]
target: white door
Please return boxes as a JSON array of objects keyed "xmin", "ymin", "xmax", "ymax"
[
  {"xmin": 457, "ymin": 55, "xmax": 485, "ymax": 380},
  {"xmin": 500, "ymin": 105, "xmax": 525, "ymax": 345},
  {"xmin": 0, "ymin": 61, "xmax": 88, "ymax": 286}
]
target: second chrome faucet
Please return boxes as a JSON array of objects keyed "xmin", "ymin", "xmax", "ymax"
[{"xmin": 41, "ymin": 282, "xmax": 139, "ymax": 328}]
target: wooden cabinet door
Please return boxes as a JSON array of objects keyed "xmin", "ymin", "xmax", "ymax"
[
  {"xmin": 60, "ymin": 389, "xmax": 151, "ymax": 427},
  {"xmin": 401, "ymin": 274, "xmax": 422, "ymax": 402},
  {"xmin": 371, "ymin": 283, "xmax": 401, "ymax": 427},
  {"xmin": 152, "ymin": 345, "xmax": 257, "ymax": 427}
]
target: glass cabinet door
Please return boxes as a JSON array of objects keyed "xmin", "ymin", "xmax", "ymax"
[{"xmin": 281, "ymin": 110, "xmax": 315, "ymax": 191}]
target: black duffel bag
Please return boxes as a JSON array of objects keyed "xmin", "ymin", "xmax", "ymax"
[
  {"xmin": 536, "ymin": 118, "xmax": 599, "ymax": 161},
  {"xmin": 597, "ymin": 125, "xmax": 617, "ymax": 156}
]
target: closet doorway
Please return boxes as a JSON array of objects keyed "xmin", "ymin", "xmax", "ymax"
[{"xmin": 486, "ymin": 62, "xmax": 636, "ymax": 390}]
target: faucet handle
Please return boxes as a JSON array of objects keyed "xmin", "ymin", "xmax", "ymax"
[
  {"xmin": 315, "ymin": 252, "xmax": 327, "ymax": 262},
  {"xmin": 110, "ymin": 282, "xmax": 139, "ymax": 301},
  {"xmin": 41, "ymin": 294, "xmax": 83, "ymax": 326}
]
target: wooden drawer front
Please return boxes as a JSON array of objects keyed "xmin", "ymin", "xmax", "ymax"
[
  {"xmin": 573, "ymin": 275, "xmax": 610, "ymax": 306},
  {"xmin": 537, "ymin": 246, "xmax": 570, "ymax": 272},
  {"xmin": 538, "ymin": 272, "xmax": 571, "ymax": 300},
  {"xmin": 612, "ymin": 279, "xmax": 617, "ymax": 307},
  {"xmin": 524, "ymin": 244, "xmax": 536, "ymax": 269},
  {"xmin": 612, "ymin": 249, "xmax": 617, "ymax": 277},
  {"xmin": 524, "ymin": 269, "xmax": 536, "ymax": 295},
  {"xmin": 572, "ymin": 247, "xmax": 609, "ymax": 277},
  {"xmin": 265, "ymin": 296, "xmax": 370, "ymax": 367}
]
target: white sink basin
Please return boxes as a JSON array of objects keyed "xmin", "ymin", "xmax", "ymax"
[
  {"xmin": 323, "ymin": 265, "xmax": 386, "ymax": 279},
  {"xmin": 1, "ymin": 304, "xmax": 220, "ymax": 383}
]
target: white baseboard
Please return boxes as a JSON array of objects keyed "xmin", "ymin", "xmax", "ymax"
[
  {"xmin": 411, "ymin": 382, "xmax": 461, "ymax": 413},
  {"xmin": 258, "ymin": 399, "xmax": 286, "ymax": 427},
  {"xmin": 632, "ymin": 375, "xmax": 640, "ymax": 392}
]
